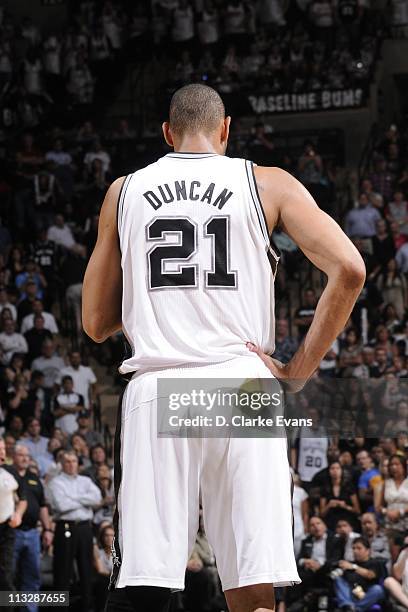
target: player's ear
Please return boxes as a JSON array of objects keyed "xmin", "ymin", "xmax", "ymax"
[
  {"xmin": 221, "ymin": 116, "xmax": 231, "ymax": 145},
  {"xmin": 162, "ymin": 122, "xmax": 174, "ymax": 147}
]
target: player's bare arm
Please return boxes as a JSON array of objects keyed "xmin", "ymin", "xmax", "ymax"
[
  {"xmin": 82, "ymin": 177, "xmax": 124, "ymax": 343},
  {"xmin": 249, "ymin": 166, "xmax": 366, "ymax": 384}
]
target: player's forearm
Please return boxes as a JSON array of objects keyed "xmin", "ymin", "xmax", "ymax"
[
  {"xmin": 82, "ymin": 263, "xmax": 122, "ymax": 342},
  {"xmin": 287, "ymin": 268, "xmax": 364, "ymax": 380}
]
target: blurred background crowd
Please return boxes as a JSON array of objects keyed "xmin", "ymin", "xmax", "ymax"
[{"xmin": 1, "ymin": 0, "xmax": 408, "ymax": 611}]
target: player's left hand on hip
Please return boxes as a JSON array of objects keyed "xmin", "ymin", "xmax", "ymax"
[{"xmin": 246, "ymin": 342, "xmax": 305, "ymax": 392}]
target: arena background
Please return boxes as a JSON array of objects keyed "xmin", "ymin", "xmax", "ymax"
[{"xmin": 0, "ymin": 0, "xmax": 408, "ymax": 610}]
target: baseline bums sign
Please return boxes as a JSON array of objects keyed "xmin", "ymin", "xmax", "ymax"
[{"xmin": 247, "ymin": 88, "xmax": 365, "ymax": 114}]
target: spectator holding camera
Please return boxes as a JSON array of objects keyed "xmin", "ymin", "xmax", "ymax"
[{"xmin": 332, "ymin": 537, "xmax": 385, "ymax": 610}]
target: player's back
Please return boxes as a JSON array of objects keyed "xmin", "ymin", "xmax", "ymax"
[{"xmin": 118, "ymin": 152, "xmax": 279, "ymax": 375}]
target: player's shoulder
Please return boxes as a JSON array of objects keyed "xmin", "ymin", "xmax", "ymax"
[{"xmin": 254, "ymin": 165, "xmax": 297, "ymax": 185}]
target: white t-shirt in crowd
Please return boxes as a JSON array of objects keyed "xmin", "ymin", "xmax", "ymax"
[
  {"xmin": 0, "ymin": 467, "xmax": 18, "ymax": 522},
  {"xmin": 293, "ymin": 485, "xmax": 308, "ymax": 556},
  {"xmin": 47, "ymin": 225, "xmax": 75, "ymax": 250},
  {"xmin": 21, "ymin": 312, "xmax": 59, "ymax": 335},
  {"xmin": 298, "ymin": 430, "xmax": 329, "ymax": 483},
  {"xmin": 54, "ymin": 391, "xmax": 84, "ymax": 435}
]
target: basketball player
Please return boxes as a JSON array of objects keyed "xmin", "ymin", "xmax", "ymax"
[{"xmin": 82, "ymin": 84, "xmax": 365, "ymax": 612}]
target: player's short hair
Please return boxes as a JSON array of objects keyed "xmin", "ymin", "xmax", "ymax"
[{"xmin": 169, "ymin": 84, "xmax": 225, "ymax": 137}]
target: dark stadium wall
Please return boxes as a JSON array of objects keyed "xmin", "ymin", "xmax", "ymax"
[
  {"xmin": 7, "ymin": 0, "xmax": 67, "ymax": 32},
  {"xmin": 379, "ymin": 40, "xmax": 408, "ymax": 124}
]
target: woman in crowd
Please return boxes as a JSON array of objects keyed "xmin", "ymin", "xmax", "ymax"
[
  {"xmin": 377, "ymin": 258, "xmax": 407, "ymax": 319},
  {"xmin": 93, "ymin": 523, "xmax": 114, "ymax": 612},
  {"xmin": 320, "ymin": 460, "xmax": 361, "ymax": 531},
  {"xmin": 384, "ymin": 536, "xmax": 408, "ymax": 609},
  {"xmin": 375, "ymin": 454, "xmax": 408, "ymax": 560}
]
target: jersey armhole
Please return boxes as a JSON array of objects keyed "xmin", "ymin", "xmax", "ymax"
[
  {"xmin": 245, "ymin": 159, "xmax": 281, "ymax": 275},
  {"xmin": 116, "ymin": 174, "xmax": 133, "ymax": 250}
]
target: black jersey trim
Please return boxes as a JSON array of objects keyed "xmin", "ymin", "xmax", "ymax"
[
  {"xmin": 109, "ymin": 386, "xmax": 127, "ymax": 590},
  {"xmin": 117, "ymin": 174, "xmax": 133, "ymax": 250},
  {"xmin": 248, "ymin": 161, "xmax": 281, "ymax": 261}
]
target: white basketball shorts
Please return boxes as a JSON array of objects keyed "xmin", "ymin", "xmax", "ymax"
[{"xmin": 113, "ymin": 355, "xmax": 300, "ymax": 592}]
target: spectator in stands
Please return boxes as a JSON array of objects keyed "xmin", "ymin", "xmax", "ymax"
[
  {"xmin": 395, "ymin": 239, "xmax": 408, "ymax": 274},
  {"xmin": 360, "ymin": 178, "xmax": 383, "ymax": 210},
  {"xmin": 294, "ymin": 288, "xmax": 317, "ymax": 340},
  {"xmin": 31, "ymin": 340, "xmax": 65, "ymax": 393},
  {"xmin": 319, "ymin": 339, "xmax": 339, "ymax": 377},
  {"xmin": 336, "ymin": 518, "xmax": 361, "ymax": 561},
  {"xmin": 332, "ymin": 537, "xmax": 385, "ymax": 610},
  {"xmin": 21, "ymin": 417, "xmax": 49, "ymax": 462},
  {"xmin": 75, "ymin": 410, "xmax": 103, "ymax": 447},
  {"xmin": 344, "ymin": 193, "xmax": 382, "ymax": 241},
  {"xmin": 0, "ymin": 437, "xmax": 27, "ymax": 591},
  {"xmin": 360, "ymin": 512, "xmax": 391, "ymax": 569},
  {"xmin": 0, "ymin": 286, "xmax": 17, "ymax": 321},
  {"xmin": 93, "ymin": 464, "xmax": 114, "ymax": 526},
  {"xmin": 18, "ymin": 281, "xmax": 41, "ymax": 323},
  {"xmin": 292, "ymin": 470, "xmax": 309, "ymax": 556},
  {"xmin": 290, "ymin": 516, "xmax": 343, "ymax": 610},
  {"xmin": 60, "ymin": 252, "xmax": 87, "ymax": 334},
  {"xmin": 297, "ymin": 142, "xmax": 323, "ymax": 196},
  {"xmin": 16, "ymin": 259, "xmax": 47, "ymax": 301},
  {"xmin": 70, "ymin": 433, "xmax": 91, "ymax": 471},
  {"xmin": 372, "ymin": 219, "xmax": 395, "ymax": 270},
  {"xmin": 84, "ymin": 139, "xmax": 111, "ymax": 180},
  {"xmin": 84, "ymin": 444, "xmax": 110, "ymax": 482},
  {"xmin": 320, "ymin": 461, "xmax": 361, "ymax": 532},
  {"xmin": 273, "ymin": 318, "xmax": 298, "ymax": 363},
  {"xmin": 377, "ymin": 258, "xmax": 406, "ymax": 318},
  {"xmin": 93, "ymin": 524, "xmax": 114, "ymax": 611},
  {"xmin": 21, "ymin": 299, "xmax": 58, "ymax": 335},
  {"xmin": 384, "ymin": 399, "xmax": 408, "ymax": 435},
  {"xmin": 58, "ymin": 351, "xmax": 97, "ymax": 409},
  {"xmin": 247, "ymin": 123, "xmax": 276, "ymax": 166},
  {"xmin": 47, "ymin": 214, "xmax": 85, "ymax": 256},
  {"xmin": 370, "ymin": 157, "xmax": 394, "ymax": 203},
  {"xmin": 11, "ymin": 444, "xmax": 53, "ymax": 610},
  {"xmin": 24, "ymin": 315, "xmax": 54, "ymax": 364},
  {"xmin": 0, "ymin": 319, "xmax": 28, "ymax": 365},
  {"xmin": 384, "ymin": 536, "xmax": 408, "ymax": 609},
  {"xmin": 338, "ymin": 327, "xmax": 363, "ymax": 376},
  {"xmin": 386, "ymin": 189, "xmax": 408, "ymax": 236},
  {"xmin": 46, "ymin": 450, "xmax": 101, "ymax": 611},
  {"xmin": 53, "ymin": 375, "xmax": 84, "ymax": 436},
  {"xmin": 356, "ymin": 449, "xmax": 382, "ymax": 512},
  {"xmin": 375, "ymin": 454, "xmax": 408, "ymax": 561}
]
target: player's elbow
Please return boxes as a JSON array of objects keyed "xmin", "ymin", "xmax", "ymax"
[
  {"xmin": 338, "ymin": 258, "xmax": 366, "ymax": 291},
  {"xmin": 82, "ymin": 313, "xmax": 109, "ymax": 344}
]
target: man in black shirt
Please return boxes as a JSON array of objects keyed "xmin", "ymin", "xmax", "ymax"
[
  {"xmin": 9, "ymin": 444, "xmax": 53, "ymax": 605},
  {"xmin": 24, "ymin": 314, "xmax": 53, "ymax": 364},
  {"xmin": 333, "ymin": 536, "xmax": 386, "ymax": 611}
]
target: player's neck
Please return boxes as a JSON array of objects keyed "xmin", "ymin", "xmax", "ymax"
[{"xmin": 173, "ymin": 136, "xmax": 221, "ymax": 155}]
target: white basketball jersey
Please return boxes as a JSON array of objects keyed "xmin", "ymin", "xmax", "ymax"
[
  {"xmin": 298, "ymin": 433, "xmax": 329, "ymax": 482},
  {"xmin": 118, "ymin": 152, "xmax": 279, "ymax": 374}
]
